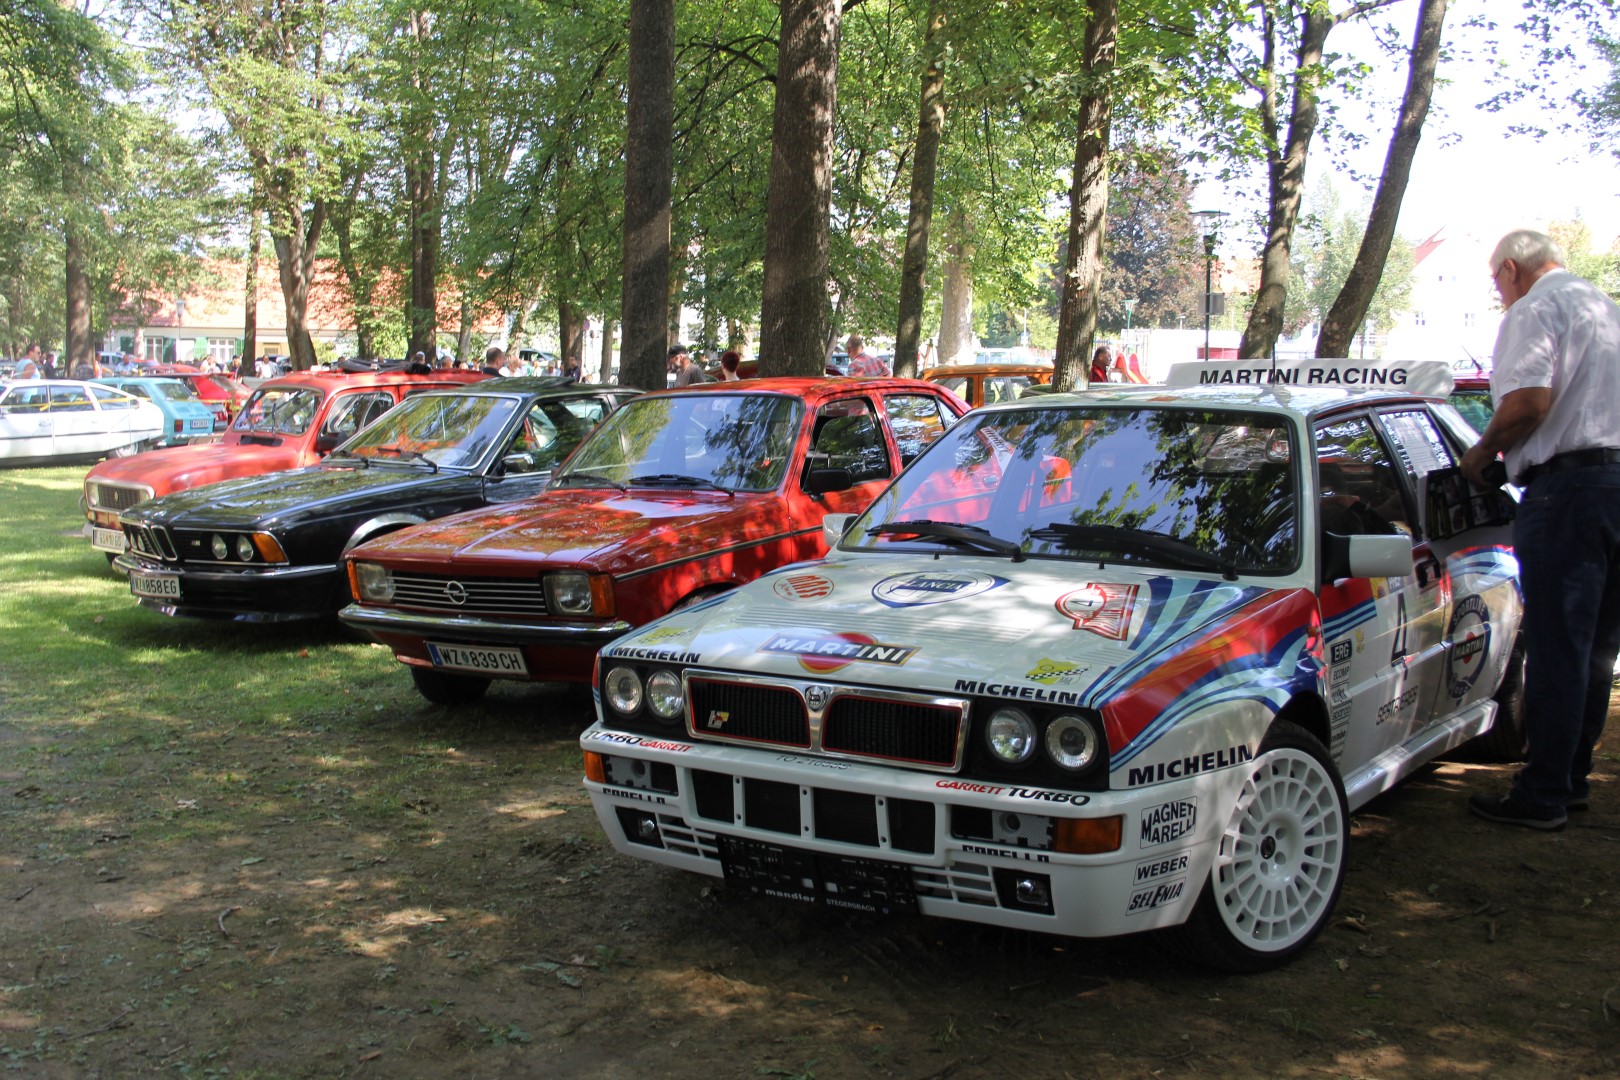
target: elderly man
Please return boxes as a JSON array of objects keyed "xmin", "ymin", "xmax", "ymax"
[
  {"xmin": 1461, "ymin": 229, "xmax": 1620, "ymax": 830},
  {"xmin": 669, "ymin": 343, "xmax": 708, "ymax": 386},
  {"xmin": 845, "ymin": 334, "xmax": 886, "ymax": 376}
]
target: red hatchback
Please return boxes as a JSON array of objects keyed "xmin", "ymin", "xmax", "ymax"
[
  {"xmin": 83, "ymin": 368, "xmax": 487, "ymax": 558},
  {"xmin": 340, "ymin": 377, "xmax": 967, "ymax": 704}
]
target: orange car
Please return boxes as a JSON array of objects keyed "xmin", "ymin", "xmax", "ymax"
[{"xmin": 920, "ymin": 363, "xmax": 1053, "ymax": 408}]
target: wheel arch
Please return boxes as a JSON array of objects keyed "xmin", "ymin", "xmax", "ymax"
[
  {"xmin": 343, "ymin": 512, "xmax": 427, "ymax": 553},
  {"xmin": 1270, "ymin": 691, "xmax": 1332, "ymax": 757}
]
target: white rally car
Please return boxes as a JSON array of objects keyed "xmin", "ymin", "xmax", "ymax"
[{"xmin": 580, "ymin": 374, "xmax": 1522, "ymax": 970}]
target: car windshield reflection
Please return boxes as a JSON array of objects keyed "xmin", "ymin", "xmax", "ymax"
[
  {"xmin": 846, "ymin": 405, "xmax": 1300, "ymax": 574},
  {"xmin": 338, "ymin": 395, "xmax": 521, "ymax": 469},
  {"xmin": 554, "ymin": 394, "xmax": 802, "ymax": 493},
  {"xmin": 233, "ymin": 387, "xmax": 323, "ymax": 435}
]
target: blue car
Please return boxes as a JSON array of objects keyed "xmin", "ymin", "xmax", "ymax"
[{"xmin": 93, "ymin": 377, "xmax": 218, "ymax": 447}]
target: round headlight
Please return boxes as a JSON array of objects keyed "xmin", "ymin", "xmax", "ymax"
[
  {"xmin": 236, "ymin": 535, "xmax": 256, "ymax": 562},
  {"xmin": 210, "ymin": 534, "xmax": 228, "ymax": 560},
  {"xmin": 646, "ymin": 670, "xmax": 684, "ymax": 720},
  {"xmin": 985, "ymin": 707, "xmax": 1037, "ymax": 764},
  {"xmin": 603, "ymin": 666, "xmax": 643, "ymax": 715},
  {"xmin": 1045, "ymin": 714, "xmax": 1100, "ymax": 770}
]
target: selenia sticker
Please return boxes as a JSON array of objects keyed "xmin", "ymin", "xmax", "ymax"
[
  {"xmin": 1055, "ymin": 583, "xmax": 1139, "ymax": 640},
  {"xmin": 1445, "ymin": 594, "xmax": 1492, "ymax": 699}
]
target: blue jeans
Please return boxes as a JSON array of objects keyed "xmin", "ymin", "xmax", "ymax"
[{"xmin": 1511, "ymin": 464, "xmax": 1620, "ymax": 810}]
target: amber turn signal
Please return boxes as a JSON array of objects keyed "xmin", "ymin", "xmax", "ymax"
[
  {"xmin": 582, "ymin": 751, "xmax": 606, "ymax": 784},
  {"xmin": 1053, "ymin": 815, "xmax": 1123, "ymax": 854}
]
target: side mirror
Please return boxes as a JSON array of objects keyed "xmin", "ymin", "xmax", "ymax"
[
  {"xmin": 806, "ymin": 467, "xmax": 854, "ymax": 495},
  {"xmin": 1347, "ymin": 534, "xmax": 1414, "ymax": 579},
  {"xmin": 315, "ymin": 432, "xmax": 344, "ymax": 455},
  {"xmin": 822, "ymin": 513, "xmax": 854, "ymax": 548},
  {"xmin": 501, "ymin": 452, "xmax": 536, "ymax": 475}
]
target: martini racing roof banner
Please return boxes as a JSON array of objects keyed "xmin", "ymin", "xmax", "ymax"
[{"xmin": 1165, "ymin": 358, "xmax": 1454, "ymax": 398}]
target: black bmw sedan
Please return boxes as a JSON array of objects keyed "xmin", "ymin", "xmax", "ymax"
[{"xmin": 113, "ymin": 378, "xmax": 639, "ymax": 621}]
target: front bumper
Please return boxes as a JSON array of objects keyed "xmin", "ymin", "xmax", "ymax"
[
  {"xmin": 581, "ymin": 721, "xmax": 1239, "ymax": 938},
  {"xmin": 339, "ymin": 603, "xmax": 633, "ymax": 683},
  {"xmin": 113, "ymin": 555, "xmax": 339, "ymax": 621}
]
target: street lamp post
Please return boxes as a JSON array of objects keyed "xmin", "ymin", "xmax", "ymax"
[
  {"xmin": 1122, "ymin": 297, "xmax": 1137, "ymax": 344},
  {"xmin": 1193, "ymin": 210, "xmax": 1227, "ymax": 360}
]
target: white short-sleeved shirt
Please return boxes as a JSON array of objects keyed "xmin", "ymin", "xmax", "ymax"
[{"xmin": 1491, "ymin": 268, "xmax": 1620, "ymax": 478}]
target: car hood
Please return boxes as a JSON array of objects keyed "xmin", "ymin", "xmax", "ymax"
[
  {"xmin": 604, "ymin": 557, "xmax": 1319, "ymax": 750},
  {"xmin": 125, "ymin": 463, "xmax": 479, "ymax": 528},
  {"xmin": 87, "ymin": 440, "xmax": 311, "ymax": 497},
  {"xmin": 348, "ymin": 486, "xmax": 795, "ymax": 574}
]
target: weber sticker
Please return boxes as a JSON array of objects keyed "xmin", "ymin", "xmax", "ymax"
[
  {"xmin": 1133, "ymin": 850, "xmax": 1191, "ymax": 884},
  {"xmin": 1139, "ymin": 797, "xmax": 1197, "ymax": 848}
]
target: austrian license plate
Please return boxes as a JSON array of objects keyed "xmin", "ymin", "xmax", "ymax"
[
  {"xmin": 719, "ymin": 836, "xmax": 917, "ymax": 915},
  {"xmin": 130, "ymin": 571, "xmax": 180, "ymax": 599},
  {"xmin": 425, "ymin": 641, "xmax": 528, "ymax": 675},
  {"xmin": 91, "ymin": 527, "xmax": 126, "ymax": 553}
]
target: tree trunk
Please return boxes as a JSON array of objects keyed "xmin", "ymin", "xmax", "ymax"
[
  {"xmin": 456, "ymin": 294, "xmax": 473, "ymax": 364},
  {"xmin": 758, "ymin": 0, "xmax": 841, "ymax": 377},
  {"xmin": 331, "ymin": 175, "xmax": 378, "ymax": 360},
  {"xmin": 63, "ymin": 211, "xmax": 92, "ymax": 374},
  {"xmin": 599, "ymin": 317, "xmax": 616, "ymax": 383},
  {"xmin": 1052, "ymin": 0, "xmax": 1117, "ymax": 391},
  {"xmin": 938, "ymin": 232, "xmax": 975, "ymax": 364},
  {"xmin": 267, "ymin": 179, "xmax": 324, "ymax": 371},
  {"xmin": 1239, "ymin": 6, "xmax": 1335, "ymax": 361},
  {"xmin": 405, "ymin": 149, "xmax": 439, "ymax": 362},
  {"xmin": 620, "ymin": 0, "xmax": 675, "ymax": 392},
  {"xmin": 241, "ymin": 200, "xmax": 259, "ymax": 377},
  {"xmin": 1316, "ymin": 0, "xmax": 1446, "ymax": 357},
  {"xmin": 894, "ymin": 2, "xmax": 947, "ymax": 380},
  {"xmin": 559, "ymin": 300, "xmax": 585, "ymax": 368}
]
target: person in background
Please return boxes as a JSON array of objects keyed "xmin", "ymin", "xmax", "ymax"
[
  {"xmin": 70, "ymin": 351, "xmax": 102, "ymax": 380},
  {"xmin": 562, "ymin": 356, "xmax": 581, "ymax": 383},
  {"xmin": 670, "ymin": 343, "xmax": 708, "ymax": 386},
  {"xmin": 1460, "ymin": 228, "xmax": 1620, "ymax": 830},
  {"xmin": 845, "ymin": 334, "xmax": 887, "ymax": 376},
  {"xmin": 1089, "ymin": 345, "xmax": 1112, "ymax": 384},
  {"xmin": 14, "ymin": 343, "xmax": 43, "ymax": 378},
  {"xmin": 406, "ymin": 351, "xmax": 433, "ymax": 374},
  {"xmin": 481, "ymin": 346, "xmax": 505, "ymax": 377},
  {"xmin": 718, "ymin": 350, "xmax": 742, "ymax": 381}
]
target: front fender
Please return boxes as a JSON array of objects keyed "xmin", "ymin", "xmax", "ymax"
[{"xmin": 344, "ymin": 513, "xmax": 427, "ymax": 553}]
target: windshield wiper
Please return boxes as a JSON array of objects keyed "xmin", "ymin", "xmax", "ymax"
[
  {"xmin": 325, "ymin": 451, "xmax": 371, "ymax": 469},
  {"xmin": 627, "ymin": 473, "xmax": 735, "ymax": 497},
  {"xmin": 868, "ymin": 519, "xmax": 1024, "ymax": 562},
  {"xmin": 372, "ymin": 446, "xmax": 438, "ymax": 472},
  {"xmin": 1028, "ymin": 522, "xmax": 1236, "ymax": 580},
  {"xmin": 554, "ymin": 470, "xmax": 627, "ymax": 492}
]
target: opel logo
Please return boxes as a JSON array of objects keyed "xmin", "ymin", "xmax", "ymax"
[
  {"xmin": 804, "ymin": 684, "xmax": 831, "ymax": 712},
  {"xmin": 443, "ymin": 580, "xmax": 468, "ymax": 605}
]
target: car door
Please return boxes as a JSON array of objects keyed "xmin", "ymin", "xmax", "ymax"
[
  {"xmin": 1313, "ymin": 413, "xmax": 1443, "ymax": 769},
  {"xmin": 48, "ymin": 384, "xmax": 100, "ymax": 456},
  {"xmin": 1376, "ymin": 404, "xmax": 1516, "ymax": 727},
  {"xmin": 803, "ymin": 394, "xmax": 896, "ymax": 519},
  {"xmin": 0, "ymin": 385, "xmax": 52, "ymax": 459},
  {"xmin": 318, "ymin": 390, "xmax": 398, "ymax": 453}
]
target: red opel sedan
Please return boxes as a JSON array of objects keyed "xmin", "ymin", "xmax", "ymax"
[{"xmin": 339, "ymin": 377, "xmax": 966, "ymax": 704}]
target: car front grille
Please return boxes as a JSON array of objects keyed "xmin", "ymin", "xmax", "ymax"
[
  {"xmin": 89, "ymin": 482, "xmax": 152, "ymax": 513},
  {"xmin": 389, "ymin": 571, "xmax": 548, "ymax": 617},
  {"xmin": 686, "ymin": 675, "xmax": 966, "ymax": 771}
]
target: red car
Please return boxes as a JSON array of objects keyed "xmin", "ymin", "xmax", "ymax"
[
  {"xmin": 83, "ymin": 368, "xmax": 487, "ymax": 558},
  {"xmin": 155, "ymin": 365, "xmax": 253, "ymax": 430},
  {"xmin": 340, "ymin": 377, "xmax": 967, "ymax": 704}
]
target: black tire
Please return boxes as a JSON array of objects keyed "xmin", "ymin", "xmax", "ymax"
[
  {"xmin": 1163, "ymin": 720, "xmax": 1348, "ymax": 972},
  {"xmin": 410, "ymin": 666, "xmax": 491, "ymax": 706},
  {"xmin": 1471, "ymin": 637, "xmax": 1527, "ymax": 762}
]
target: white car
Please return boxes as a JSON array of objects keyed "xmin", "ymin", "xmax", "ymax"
[
  {"xmin": 0, "ymin": 380, "xmax": 165, "ymax": 466},
  {"xmin": 580, "ymin": 378, "xmax": 1523, "ymax": 970}
]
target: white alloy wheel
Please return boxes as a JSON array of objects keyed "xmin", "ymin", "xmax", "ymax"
[{"xmin": 1210, "ymin": 745, "xmax": 1345, "ymax": 954}]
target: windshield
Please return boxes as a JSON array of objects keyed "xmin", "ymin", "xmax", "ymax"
[
  {"xmin": 232, "ymin": 387, "xmax": 323, "ymax": 435},
  {"xmin": 555, "ymin": 393, "xmax": 802, "ymax": 493},
  {"xmin": 845, "ymin": 405, "xmax": 1299, "ymax": 574},
  {"xmin": 336, "ymin": 394, "xmax": 550, "ymax": 469},
  {"xmin": 154, "ymin": 382, "xmax": 200, "ymax": 403}
]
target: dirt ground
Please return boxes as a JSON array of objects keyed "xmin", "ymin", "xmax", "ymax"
[{"xmin": 4, "ymin": 656, "xmax": 1619, "ymax": 1079}]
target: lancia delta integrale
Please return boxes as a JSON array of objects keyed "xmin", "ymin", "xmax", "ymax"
[{"xmin": 579, "ymin": 374, "xmax": 1523, "ymax": 970}]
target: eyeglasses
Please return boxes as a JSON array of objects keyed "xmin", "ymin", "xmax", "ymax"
[{"xmin": 1492, "ymin": 260, "xmax": 1513, "ymax": 282}]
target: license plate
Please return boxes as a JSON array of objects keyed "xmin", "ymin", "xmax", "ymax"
[
  {"xmin": 719, "ymin": 836, "xmax": 917, "ymax": 915},
  {"xmin": 91, "ymin": 527, "xmax": 126, "ymax": 553},
  {"xmin": 425, "ymin": 641, "xmax": 528, "ymax": 675},
  {"xmin": 188, "ymin": 419, "xmax": 212, "ymax": 430},
  {"xmin": 130, "ymin": 571, "xmax": 181, "ymax": 599}
]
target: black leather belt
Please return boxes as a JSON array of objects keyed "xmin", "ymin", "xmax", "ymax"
[{"xmin": 1516, "ymin": 448, "xmax": 1620, "ymax": 487}]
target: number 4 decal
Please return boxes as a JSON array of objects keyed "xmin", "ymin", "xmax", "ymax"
[{"xmin": 1390, "ymin": 588, "xmax": 1409, "ymax": 664}]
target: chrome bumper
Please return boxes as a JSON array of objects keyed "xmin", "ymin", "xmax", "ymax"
[{"xmin": 337, "ymin": 602, "xmax": 633, "ymax": 645}]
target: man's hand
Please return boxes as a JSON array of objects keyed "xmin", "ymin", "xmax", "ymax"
[{"xmin": 1460, "ymin": 443, "xmax": 1497, "ymax": 487}]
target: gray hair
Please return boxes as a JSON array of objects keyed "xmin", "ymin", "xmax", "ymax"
[{"xmin": 1490, "ymin": 229, "xmax": 1567, "ymax": 273}]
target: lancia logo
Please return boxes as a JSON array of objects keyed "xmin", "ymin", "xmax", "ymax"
[
  {"xmin": 443, "ymin": 580, "xmax": 468, "ymax": 605},
  {"xmin": 804, "ymin": 685, "xmax": 831, "ymax": 712}
]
